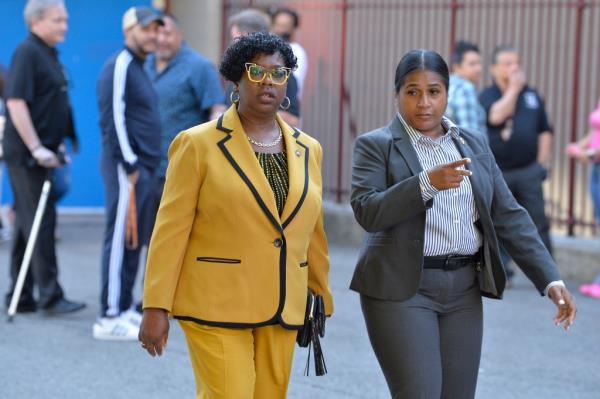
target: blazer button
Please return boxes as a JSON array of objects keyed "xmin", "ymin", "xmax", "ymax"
[{"xmin": 273, "ymin": 238, "xmax": 283, "ymax": 248}]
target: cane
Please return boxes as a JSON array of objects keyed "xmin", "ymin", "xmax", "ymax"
[{"xmin": 6, "ymin": 176, "xmax": 52, "ymax": 322}]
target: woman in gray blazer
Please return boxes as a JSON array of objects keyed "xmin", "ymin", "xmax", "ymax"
[{"xmin": 349, "ymin": 49, "xmax": 576, "ymax": 399}]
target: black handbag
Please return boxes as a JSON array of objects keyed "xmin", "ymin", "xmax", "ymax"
[{"xmin": 297, "ymin": 292, "xmax": 327, "ymax": 376}]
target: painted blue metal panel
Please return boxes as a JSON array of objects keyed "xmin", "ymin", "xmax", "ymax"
[{"xmin": 0, "ymin": 0, "xmax": 152, "ymax": 207}]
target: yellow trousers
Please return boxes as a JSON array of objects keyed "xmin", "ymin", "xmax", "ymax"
[{"xmin": 179, "ymin": 321, "xmax": 297, "ymax": 399}]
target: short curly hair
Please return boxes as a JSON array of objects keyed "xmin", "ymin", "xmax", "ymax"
[{"xmin": 219, "ymin": 31, "xmax": 297, "ymax": 83}]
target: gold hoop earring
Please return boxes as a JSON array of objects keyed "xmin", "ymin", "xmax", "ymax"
[
  {"xmin": 230, "ymin": 89, "xmax": 240, "ymax": 104},
  {"xmin": 279, "ymin": 96, "xmax": 291, "ymax": 111}
]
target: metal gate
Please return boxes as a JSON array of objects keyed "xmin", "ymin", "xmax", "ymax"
[{"xmin": 222, "ymin": 0, "xmax": 600, "ymax": 236}]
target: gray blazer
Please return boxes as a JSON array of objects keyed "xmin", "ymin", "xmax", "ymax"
[{"xmin": 349, "ymin": 116, "xmax": 560, "ymax": 301}]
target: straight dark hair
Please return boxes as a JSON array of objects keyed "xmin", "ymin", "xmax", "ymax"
[
  {"xmin": 451, "ymin": 40, "xmax": 479, "ymax": 65},
  {"xmin": 271, "ymin": 7, "xmax": 300, "ymax": 28},
  {"xmin": 394, "ymin": 49, "xmax": 449, "ymax": 94}
]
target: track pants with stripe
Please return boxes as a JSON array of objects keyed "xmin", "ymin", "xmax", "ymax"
[{"xmin": 100, "ymin": 154, "xmax": 156, "ymax": 317}]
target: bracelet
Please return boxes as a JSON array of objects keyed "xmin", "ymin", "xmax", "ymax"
[{"xmin": 30, "ymin": 144, "xmax": 42, "ymax": 152}]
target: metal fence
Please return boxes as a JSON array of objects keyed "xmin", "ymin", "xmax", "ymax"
[{"xmin": 222, "ymin": 0, "xmax": 600, "ymax": 236}]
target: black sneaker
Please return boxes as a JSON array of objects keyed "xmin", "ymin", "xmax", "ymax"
[{"xmin": 42, "ymin": 298, "xmax": 86, "ymax": 315}]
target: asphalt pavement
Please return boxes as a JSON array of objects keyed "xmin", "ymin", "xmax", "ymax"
[{"xmin": 1, "ymin": 215, "xmax": 598, "ymax": 399}]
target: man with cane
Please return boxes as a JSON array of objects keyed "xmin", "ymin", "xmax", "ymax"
[{"xmin": 3, "ymin": 0, "xmax": 85, "ymax": 315}]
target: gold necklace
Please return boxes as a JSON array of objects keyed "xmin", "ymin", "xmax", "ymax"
[{"xmin": 247, "ymin": 125, "xmax": 283, "ymax": 148}]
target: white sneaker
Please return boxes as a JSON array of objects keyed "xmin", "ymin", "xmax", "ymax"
[
  {"xmin": 93, "ymin": 316, "xmax": 139, "ymax": 341},
  {"xmin": 121, "ymin": 308, "xmax": 143, "ymax": 327}
]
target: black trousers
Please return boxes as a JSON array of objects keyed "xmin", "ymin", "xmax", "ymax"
[
  {"xmin": 6, "ymin": 164, "xmax": 63, "ymax": 308},
  {"xmin": 502, "ymin": 162, "xmax": 552, "ymax": 254}
]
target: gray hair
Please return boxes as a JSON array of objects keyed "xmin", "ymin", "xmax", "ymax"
[
  {"xmin": 24, "ymin": 0, "xmax": 65, "ymax": 26},
  {"xmin": 228, "ymin": 9, "xmax": 270, "ymax": 35}
]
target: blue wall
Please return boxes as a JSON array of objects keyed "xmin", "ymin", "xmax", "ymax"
[{"xmin": 1, "ymin": 0, "xmax": 151, "ymax": 207}]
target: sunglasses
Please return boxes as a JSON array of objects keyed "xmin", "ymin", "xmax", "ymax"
[{"xmin": 244, "ymin": 63, "xmax": 291, "ymax": 85}]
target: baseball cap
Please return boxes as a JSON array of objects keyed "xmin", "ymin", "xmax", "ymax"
[{"xmin": 122, "ymin": 6, "xmax": 164, "ymax": 31}]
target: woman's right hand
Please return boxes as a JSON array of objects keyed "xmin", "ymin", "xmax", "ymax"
[
  {"xmin": 139, "ymin": 307, "xmax": 169, "ymax": 357},
  {"xmin": 566, "ymin": 143, "xmax": 590, "ymax": 163},
  {"xmin": 427, "ymin": 158, "xmax": 473, "ymax": 190}
]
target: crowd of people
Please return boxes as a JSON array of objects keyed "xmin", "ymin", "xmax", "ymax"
[
  {"xmin": 447, "ymin": 40, "xmax": 600, "ymax": 294},
  {"xmin": 1, "ymin": 1, "xmax": 312, "ymax": 335},
  {"xmin": 0, "ymin": 0, "xmax": 593, "ymax": 398}
]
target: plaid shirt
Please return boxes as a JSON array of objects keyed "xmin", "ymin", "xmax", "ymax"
[{"xmin": 446, "ymin": 74, "xmax": 487, "ymax": 138}]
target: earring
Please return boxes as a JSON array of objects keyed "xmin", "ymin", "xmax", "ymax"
[
  {"xmin": 230, "ymin": 89, "xmax": 240, "ymax": 104},
  {"xmin": 279, "ymin": 96, "xmax": 291, "ymax": 111}
]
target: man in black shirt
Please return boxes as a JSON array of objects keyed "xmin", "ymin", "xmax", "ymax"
[
  {"xmin": 480, "ymin": 45, "xmax": 553, "ymax": 278},
  {"xmin": 3, "ymin": 0, "xmax": 85, "ymax": 314}
]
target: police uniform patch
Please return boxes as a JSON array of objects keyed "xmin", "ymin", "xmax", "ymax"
[{"xmin": 524, "ymin": 92, "xmax": 539, "ymax": 109}]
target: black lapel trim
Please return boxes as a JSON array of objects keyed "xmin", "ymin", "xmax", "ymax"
[
  {"xmin": 218, "ymin": 135, "xmax": 283, "ymax": 233},
  {"xmin": 213, "ymin": 121, "xmax": 296, "ymax": 326},
  {"xmin": 292, "ymin": 128, "xmax": 301, "ymax": 139},
  {"xmin": 216, "ymin": 114, "xmax": 233, "ymax": 134},
  {"xmin": 282, "ymin": 141, "xmax": 309, "ymax": 229}
]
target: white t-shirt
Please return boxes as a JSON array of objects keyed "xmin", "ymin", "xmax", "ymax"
[{"xmin": 290, "ymin": 42, "xmax": 308, "ymax": 99}]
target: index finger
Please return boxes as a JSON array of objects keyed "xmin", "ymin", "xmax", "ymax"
[{"xmin": 444, "ymin": 158, "xmax": 471, "ymax": 169}]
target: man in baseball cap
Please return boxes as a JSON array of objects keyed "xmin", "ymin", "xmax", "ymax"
[
  {"xmin": 93, "ymin": 6, "xmax": 164, "ymax": 340},
  {"xmin": 122, "ymin": 6, "xmax": 164, "ymax": 31},
  {"xmin": 119, "ymin": 6, "xmax": 164, "ymax": 60}
]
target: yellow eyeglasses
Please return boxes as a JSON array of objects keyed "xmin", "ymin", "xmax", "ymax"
[{"xmin": 244, "ymin": 63, "xmax": 291, "ymax": 85}]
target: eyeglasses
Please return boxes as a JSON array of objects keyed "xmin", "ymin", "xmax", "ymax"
[{"xmin": 244, "ymin": 63, "xmax": 291, "ymax": 85}]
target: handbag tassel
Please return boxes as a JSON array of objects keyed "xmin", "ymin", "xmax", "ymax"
[
  {"xmin": 312, "ymin": 333, "xmax": 327, "ymax": 376},
  {"xmin": 303, "ymin": 322, "xmax": 327, "ymax": 376}
]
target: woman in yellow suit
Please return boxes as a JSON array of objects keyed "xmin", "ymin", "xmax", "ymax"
[{"xmin": 138, "ymin": 32, "xmax": 333, "ymax": 398}]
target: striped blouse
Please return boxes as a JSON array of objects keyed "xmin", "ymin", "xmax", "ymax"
[
  {"xmin": 255, "ymin": 151, "xmax": 289, "ymax": 215},
  {"xmin": 397, "ymin": 113, "xmax": 482, "ymax": 256}
]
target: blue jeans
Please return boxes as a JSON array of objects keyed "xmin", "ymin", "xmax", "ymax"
[
  {"xmin": 591, "ymin": 162, "xmax": 600, "ymax": 227},
  {"xmin": 590, "ymin": 163, "xmax": 600, "ymax": 283},
  {"xmin": 500, "ymin": 162, "xmax": 553, "ymax": 277}
]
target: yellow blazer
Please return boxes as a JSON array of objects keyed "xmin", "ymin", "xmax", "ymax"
[{"xmin": 143, "ymin": 106, "xmax": 333, "ymax": 328}]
